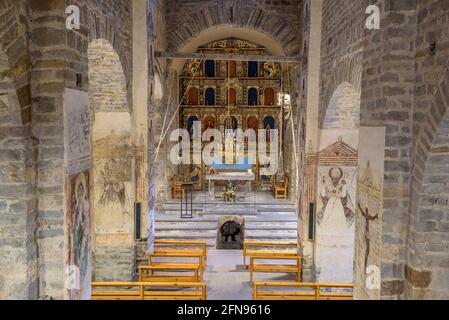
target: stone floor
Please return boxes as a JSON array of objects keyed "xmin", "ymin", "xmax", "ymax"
[{"xmin": 205, "ymin": 250, "xmax": 297, "ymax": 300}]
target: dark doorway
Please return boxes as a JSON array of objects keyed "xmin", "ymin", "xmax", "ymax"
[{"xmin": 218, "ymin": 221, "xmax": 244, "ymax": 250}]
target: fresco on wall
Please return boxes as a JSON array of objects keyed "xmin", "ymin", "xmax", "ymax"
[
  {"xmin": 314, "ymin": 131, "xmax": 358, "ymax": 283},
  {"xmin": 354, "ymin": 127, "xmax": 385, "ymax": 300},
  {"xmin": 63, "ymin": 89, "xmax": 90, "ymax": 176},
  {"xmin": 66, "ymin": 171, "xmax": 91, "ymax": 300}
]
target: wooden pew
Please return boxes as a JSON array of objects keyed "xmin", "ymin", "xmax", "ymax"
[
  {"xmin": 249, "ymin": 255, "xmax": 302, "ymax": 285},
  {"xmin": 148, "ymin": 252, "xmax": 204, "ymax": 279},
  {"xmin": 253, "ymin": 282, "xmax": 354, "ymax": 300},
  {"xmin": 243, "ymin": 241, "xmax": 297, "ymax": 268},
  {"xmin": 154, "ymin": 240, "xmax": 208, "ymax": 267},
  {"xmin": 138, "ymin": 265, "xmax": 202, "ymax": 283},
  {"xmin": 92, "ymin": 282, "xmax": 207, "ymax": 300}
]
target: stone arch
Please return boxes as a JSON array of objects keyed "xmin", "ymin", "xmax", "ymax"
[
  {"xmin": 320, "ymin": 54, "xmax": 363, "ymax": 128},
  {"xmin": 0, "ymin": 2, "xmax": 31, "ymax": 126},
  {"xmin": 407, "ymin": 108, "xmax": 449, "ymax": 299},
  {"xmin": 411, "ymin": 70, "xmax": 449, "ymax": 199},
  {"xmin": 322, "ymin": 82, "xmax": 360, "ymax": 129},
  {"xmin": 88, "ymin": 39, "xmax": 135, "ymax": 282},
  {"xmin": 86, "ymin": 4, "xmax": 133, "ymax": 115},
  {"xmin": 171, "ymin": 27, "xmax": 289, "ymax": 73},
  {"xmin": 405, "ymin": 69, "xmax": 449, "ymax": 299},
  {"xmin": 166, "ymin": 1, "xmax": 301, "ymax": 56}
]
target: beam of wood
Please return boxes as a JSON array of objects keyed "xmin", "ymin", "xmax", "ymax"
[{"xmin": 155, "ymin": 51, "xmax": 302, "ymax": 63}]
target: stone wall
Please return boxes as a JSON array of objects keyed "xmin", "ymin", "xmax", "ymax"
[
  {"xmin": 406, "ymin": 0, "xmax": 449, "ymax": 300},
  {"xmin": 0, "ymin": 0, "xmax": 135, "ymax": 299},
  {"xmin": 0, "ymin": 0, "xmax": 37, "ymax": 299}
]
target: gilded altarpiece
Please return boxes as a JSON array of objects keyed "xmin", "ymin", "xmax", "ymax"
[{"xmin": 179, "ymin": 38, "xmax": 285, "ymax": 191}]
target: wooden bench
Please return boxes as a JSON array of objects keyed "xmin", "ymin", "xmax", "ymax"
[
  {"xmin": 92, "ymin": 282, "xmax": 206, "ymax": 300},
  {"xmin": 148, "ymin": 252, "xmax": 204, "ymax": 279},
  {"xmin": 154, "ymin": 240, "xmax": 208, "ymax": 267},
  {"xmin": 243, "ymin": 241, "xmax": 297, "ymax": 267},
  {"xmin": 138, "ymin": 265, "xmax": 202, "ymax": 283},
  {"xmin": 249, "ymin": 255, "xmax": 302, "ymax": 285},
  {"xmin": 253, "ymin": 282, "xmax": 354, "ymax": 300}
]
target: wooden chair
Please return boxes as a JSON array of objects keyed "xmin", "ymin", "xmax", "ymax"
[
  {"xmin": 249, "ymin": 254, "xmax": 302, "ymax": 285},
  {"xmin": 91, "ymin": 282, "xmax": 207, "ymax": 300},
  {"xmin": 253, "ymin": 282, "xmax": 354, "ymax": 300},
  {"xmin": 273, "ymin": 175, "xmax": 288, "ymax": 199},
  {"xmin": 243, "ymin": 241, "xmax": 297, "ymax": 268},
  {"xmin": 171, "ymin": 175, "xmax": 185, "ymax": 199}
]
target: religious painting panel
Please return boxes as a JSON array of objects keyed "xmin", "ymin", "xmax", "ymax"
[
  {"xmin": 227, "ymin": 61, "xmax": 237, "ymax": 78},
  {"xmin": 354, "ymin": 127, "xmax": 386, "ymax": 300},
  {"xmin": 264, "ymin": 87, "xmax": 275, "ymax": 106},
  {"xmin": 188, "ymin": 87, "xmax": 199, "ymax": 105},
  {"xmin": 314, "ymin": 130, "xmax": 358, "ymax": 284},
  {"xmin": 227, "ymin": 88, "xmax": 237, "ymax": 105},
  {"xmin": 65, "ymin": 171, "xmax": 91, "ymax": 300}
]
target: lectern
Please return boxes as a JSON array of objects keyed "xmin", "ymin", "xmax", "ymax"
[{"xmin": 180, "ymin": 182, "xmax": 194, "ymax": 219}]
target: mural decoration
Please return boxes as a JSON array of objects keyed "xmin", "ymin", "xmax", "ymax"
[
  {"xmin": 93, "ymin": 130, "xmax": 132, "ymax": 208},
  {"xmin": 97, "ymin": 158, "xmax": 130, "ymax": 207},
  {"xmin": 312, "ymin": 133, "xmax": 358, "ymax": 284},
  {"xmin": 66, "ymin": 171, "xmax": 91, "ymax": 300},
  {"xmin": 64, "ymin": 89, "xmax": 90, "ymax": 176},
  {"xmin": 317, "ymin": 167, "xmax": 356, "ymax": 228},
  {"xmin": 354, "ymin": 127, "xmax": 385, "ymax": 300}
]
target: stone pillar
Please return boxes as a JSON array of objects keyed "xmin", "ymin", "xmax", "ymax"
[
  {"xmin": 301, "ymin": 0, "xmax": 323, "ymax": 281},
  {"xmin": 359, "ymin": 0, "xmax": 417, "ymax": 299},
  {"xmin": 133, "ymin": 0, "xmax": 150, "ymax": 239}
]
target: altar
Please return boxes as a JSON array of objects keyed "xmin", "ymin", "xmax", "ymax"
[{"xmin": 206, "ymin": 172, "xmax": 255, "ymax": 200}]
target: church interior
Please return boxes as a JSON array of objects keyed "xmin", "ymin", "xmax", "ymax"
[{"xmin": 1, "ymin": 0, "xmax": 449, "ymax": 301}]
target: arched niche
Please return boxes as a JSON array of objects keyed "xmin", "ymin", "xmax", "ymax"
[
  {"xmin": 205, "ymin": 88, "xmax": 216, "ymax": 106},
  {"xmin": 204, "ymin": 60, "xmax": 216, "ymax": 77},
  {"xmin": 248, "ymin": 88, "xmax": 258, "ymax": 106}
]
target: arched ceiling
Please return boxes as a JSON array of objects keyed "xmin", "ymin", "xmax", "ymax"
[{"xmin": 171, "ymin": 26, "xmax": 287, "ymax": 73}]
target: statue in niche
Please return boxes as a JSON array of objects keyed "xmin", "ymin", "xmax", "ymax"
[{"xmin": 317, "ymin": 167, "xmax": 356, "ymax": 229}]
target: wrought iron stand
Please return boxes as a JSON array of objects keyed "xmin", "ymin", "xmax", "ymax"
[{"xmin": 180, "ymin": 182, "xmax": 194, "ymax": 219}]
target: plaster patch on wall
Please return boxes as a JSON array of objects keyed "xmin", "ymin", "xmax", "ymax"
[{"xmin": 63, "ymin": 89, "xmax": 90, "ymax": 176}]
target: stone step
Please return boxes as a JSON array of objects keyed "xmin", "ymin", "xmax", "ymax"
[
  {"xmin": 245, "ymin": 225, "xmax": 297, "ymax": 231},
  {"xmin": 245, "ymin": 233, "xmax": 298, "ymax": 240},
  {"xmin": 245, "ymin": 217, "xmax": 298, "ymax": 223},
  {"xmin": 156, "ymin": 232, "xmax": 216, "ymax": 239},
  {"xmin": 156, "ymin": 224, "xmax": 217, "ymax": 231}
]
